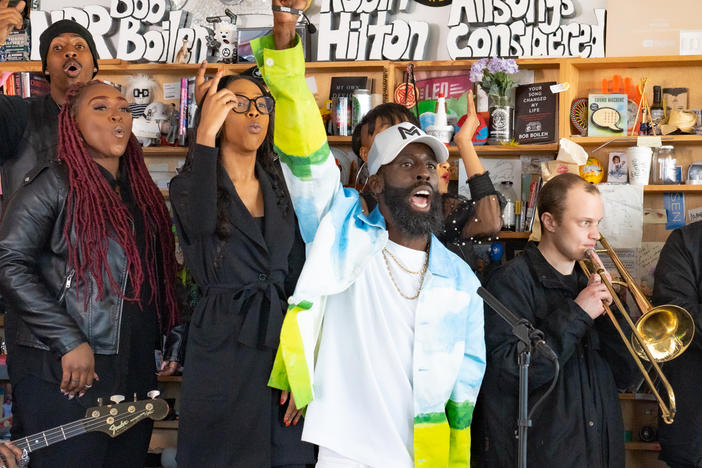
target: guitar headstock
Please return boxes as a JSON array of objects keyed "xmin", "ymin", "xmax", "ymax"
[{"xmin": 83, "ymin": 398, "xmax": 169, "ymax": 438}]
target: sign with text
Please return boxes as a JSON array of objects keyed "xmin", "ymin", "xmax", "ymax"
[
  {"xmin": 318, "ymin": 0, "xmax": 606, "ymax": 61},
  {"xmin": 30, "ymin": 0, "xmax": 209, "ymax": 63}
]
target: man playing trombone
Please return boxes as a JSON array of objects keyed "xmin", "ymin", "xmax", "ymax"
[{"xmin": 476, "ymin": 173, "xmax": 637, "ymax": 468}]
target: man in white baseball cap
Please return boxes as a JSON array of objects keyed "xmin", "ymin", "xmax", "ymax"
[
  {"xmin": 364, "ymin": 122, "xmax": 450, "ymax": 241},
  {"xmin": 251, "ymin": 2, "xmax": 486, "ymax": 466}
]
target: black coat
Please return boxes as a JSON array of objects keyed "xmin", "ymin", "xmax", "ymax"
[
  {"xmin": 653, "ymin": 220, "xmax": 702, "ymax": 467},
  {"xmin": 0, "ymin": 161, "xmax": 143, "ymax": 355},
  {"xmin": 169, "ymin": 145, "xmax": 313, "ymax": 467},
  {"xmin": 477, "ymin": 242, "xmax": 637, "ymax": 468}
]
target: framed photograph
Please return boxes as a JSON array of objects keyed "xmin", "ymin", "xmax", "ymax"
[
  {"xmin": 607, "ymin": 151, "xmax": 628, "ymax": 183},
  {"xmin": 237, "ymin": 26, "xmax": 309, "ymax": 63}
]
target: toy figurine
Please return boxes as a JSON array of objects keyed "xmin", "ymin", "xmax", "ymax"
[
  {"xmin": 205, "ymin": 10, "xmax": 238, "ymax": 64},
  {"xmin": 144, "ymin": 101, "xmax": 171, "ymax": 146},
  {"xmin": 175, "ymin": 38, "xmax": 191, "ymax": 64},
  {"xmin": 124, "ymin": 74, "xmax": 160, "ymax": 146}
]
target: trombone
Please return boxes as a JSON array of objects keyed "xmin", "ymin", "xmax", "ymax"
[{"xmin": 578, "ymin": 236, "xmax": 695, "ymax": 424}]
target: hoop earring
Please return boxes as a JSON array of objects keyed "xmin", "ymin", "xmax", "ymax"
[{"xmin": 356, "ymin": 161, "xmax": 370, "ymax": 193}]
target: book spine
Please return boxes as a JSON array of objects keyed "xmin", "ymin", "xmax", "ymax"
[
  {"xmin": 21, "ymin": 72, "xmax": 30, "ymax": 98},
  {"xmin": 178, "ymin": 77, "xmax": 188, "ymax": 146},
  {"xmin": 13, "ymin": 73, "xmax": 22, "ymax": 97},
  {"xmin": 187, "ymin": 77, "xmax": 196, "ymax": 129},
  {"xmin": 525, "ymin": 177, "xmax": 542, "ymax": 231}
]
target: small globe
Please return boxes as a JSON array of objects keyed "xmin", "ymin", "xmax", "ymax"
[{"xmin": 580, "ymin": 157, "xmax": 604, "ymax": 184}]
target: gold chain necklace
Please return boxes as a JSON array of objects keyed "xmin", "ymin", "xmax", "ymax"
[{"xmin": 381, "ymin": 246, "xmax": 429, "ymax": 301}]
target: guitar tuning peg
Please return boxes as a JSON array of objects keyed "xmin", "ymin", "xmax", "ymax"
[
  {"xmin": 133, "ymin": 392, "xmax": 138, "ymax": 402},
  {"xmin": 97, "ymin": 397, "xmax": 103, "ymax": 406},
  {"xmin": 147, "ymin": 390, "xmax": 160, "ymax": 399},
  {"xmin": 110, "ymin": 394, "xmax": 125, "ymax": 404}
]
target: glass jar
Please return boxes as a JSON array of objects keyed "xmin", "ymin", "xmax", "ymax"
[
  {"xmin": 487, "ymin": 94, "xmax": 514, "ymax": 145},
  {"xmin": 651, "ymin": 145, "xmax": 677, "ymax": 184},
  {"xmin": 497, "ymin": 181, "xmax": 517, "ymax": 231}
]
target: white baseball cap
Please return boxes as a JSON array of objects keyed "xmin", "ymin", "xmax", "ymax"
[{"xmin": 367, "ymin": 123, "xmax": 450, "ymax": 176}]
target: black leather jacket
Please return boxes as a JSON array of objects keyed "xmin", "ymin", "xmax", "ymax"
[
  {"xmin": 0, "ymin": 160, "xmax": 183, "ymax": 360},
  {"xmin": 0, "ymin": 94, "xmax": 59, "ymax": 215}
]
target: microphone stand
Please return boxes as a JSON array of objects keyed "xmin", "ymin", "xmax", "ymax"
[{"xmin": 478, "ymin": 287, "xmax": 558, "ymax": 468}]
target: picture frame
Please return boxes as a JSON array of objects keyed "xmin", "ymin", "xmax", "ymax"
[
  {"xmin": 607, "ymin": 151, "xmax": 628, "ymax": 183},
  {"xmin": 237, "ymin": 26, "xmax": 309, "ymax": 63}
]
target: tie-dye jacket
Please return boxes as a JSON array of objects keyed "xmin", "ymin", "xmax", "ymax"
[{"xmin": 252, "ymin": 34, "xmax": 486, "ymax": 468}]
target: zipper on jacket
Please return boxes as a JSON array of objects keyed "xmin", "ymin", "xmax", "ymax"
[{"xmin": 57, "ymin": 269, "xmax": 75, "ymax": 304}]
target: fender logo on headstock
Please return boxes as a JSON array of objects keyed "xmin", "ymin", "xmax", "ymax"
[{"xmin": 108, "ymin": 410, "xmax": 151, "ymax": 436}]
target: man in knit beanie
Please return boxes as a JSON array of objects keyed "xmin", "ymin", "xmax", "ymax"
[{"xmin": 0, "ymin": 18, "xmax": 98, "ymax": 210}]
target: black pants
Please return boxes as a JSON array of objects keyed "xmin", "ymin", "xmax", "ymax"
[{"xmin": 12, "ymin": 375, "xmax": 153, "ymax": 468}]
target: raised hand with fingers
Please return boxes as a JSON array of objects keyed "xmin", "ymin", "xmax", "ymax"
[
  {"xmin": 195, "ymin": 70, "xmax": 238, "ymax": 147},
  {"xmin": 0, "ymin": 0, "xmax": 25, "ymax": 47},
  {"xmin": 194, "ymin": 60, "xmax": 213, "ymax": 107},
  {"xmin": 454, "ymin": 89, "xmax": 480, "ymax": 149},
  {"xmin": 272, "ymin": 0, "xmax": 311, "ymax": 49}
]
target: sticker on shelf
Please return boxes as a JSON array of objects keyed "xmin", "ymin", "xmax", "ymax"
[
  {"xmin": 636, "ymin": 136, "xmax": 662, "ymax": 148},
  {"xmin": 163, "ymin": 81, "xmax": 181, "ymax": 100},
  {"xmin": 549, "ymin": 83, "xmax": 570, "ymax": 94}
]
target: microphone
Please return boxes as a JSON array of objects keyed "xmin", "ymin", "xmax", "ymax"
[
  {"xmin": 302, "ymin": 12, "xmax": 317, "ymax": 34},
  {"xmin": 477, "ymin": 287, "xmax": 558, "ymax": 361}
]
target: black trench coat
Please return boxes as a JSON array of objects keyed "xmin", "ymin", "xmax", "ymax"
[{"xmin": 169, "ymin": 144, "xmax": 313, "ymax": 467}]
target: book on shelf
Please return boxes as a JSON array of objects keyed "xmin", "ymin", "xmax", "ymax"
[
  {"xmin": 328, "ymin": 76, "xmax": 370, "ymax": 100},
  {"xmin": 0, "ymin": 27, "xmax": 30, "ymax": 62},
  {"xmin": 178, "ymin": 77, "xmax": 188, "ymax": 146},
  {"xmin": 0, "ymin": 72, "xmax": 49, "ymax": 97},
  {"xmin": 521, "ymin": 174, "xmax": 542, "ymax": 231},
  {"xmin": 587, "ymin": 93, "xmax": 628, "ymax": 137},
  {"xmin": 187, "ymin": 77, "xmax": 196, "ymax": 130},
  {"xmin": 415, "ymin": 74, "xmax": 472, "ymax": 100},
  {"xmin": 515, "ymin": 82, "xmax": 557, "ymax": 144}
]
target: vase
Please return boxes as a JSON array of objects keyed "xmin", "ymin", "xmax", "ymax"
[{"xmin": 488, "ymin": 94, "xmax": 513, "ymax": 145}]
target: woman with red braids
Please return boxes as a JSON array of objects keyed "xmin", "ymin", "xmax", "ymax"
[
  {"xmin": 169, "ymin": 70, "xmax": 314, "ymax": 467},
  {"xmin": 0, "ymin": 81, "xmax": 183, "ymax": 468}
]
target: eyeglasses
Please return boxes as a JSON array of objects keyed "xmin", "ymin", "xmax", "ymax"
[
  {"xmin": 232, "ymin": 94, "xmax": 275, "ymax": 115},
  {"xmin": 133, "ymin": 89, "xmax": 150, "ymax": 98}
]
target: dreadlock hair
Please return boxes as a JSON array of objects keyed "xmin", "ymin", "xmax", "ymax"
[
  {"xmin": 182, "ymin": 75, "xmax": 290, "ymax": 242},
  {"xmin": 58, "ymin": 80, "xmax": 180, "ymax": 331}
]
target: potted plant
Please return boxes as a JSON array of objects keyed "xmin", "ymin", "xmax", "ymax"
[{"xmin": 470, "ymin": 58, "xmax": 519, "ymax": 144}]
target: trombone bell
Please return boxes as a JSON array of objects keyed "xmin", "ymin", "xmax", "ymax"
[{"xmin": 633, "ymin": 304, "xmax": 694, "ymax": 362}]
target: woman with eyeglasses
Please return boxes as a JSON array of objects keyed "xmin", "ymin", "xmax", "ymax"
[{"xmin": 169, "ymin": 71, "xmax": 315, "ymax": 467}]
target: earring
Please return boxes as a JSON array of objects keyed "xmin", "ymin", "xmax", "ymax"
[{"xmin": 355, "ymin": 161, "xmax": 369, "ymax": 193}]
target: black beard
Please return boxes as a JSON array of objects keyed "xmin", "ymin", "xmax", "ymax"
[{"xmin": 381, "ymin": 181, "xmax": 443, "ymax": 237}]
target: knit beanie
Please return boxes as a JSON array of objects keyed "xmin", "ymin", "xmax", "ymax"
[{"xmin": 39, "ymin": 20, "xmax": 99, "ymax": 82}]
